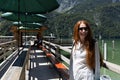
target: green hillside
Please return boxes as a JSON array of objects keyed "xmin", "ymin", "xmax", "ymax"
[
  {"xmin": 0, "ymin": 0, "xmax": 120, "ymax": 39},
  {"xmin": 46, "ymin": 1, "xmax": 120, "ymax": 39}
]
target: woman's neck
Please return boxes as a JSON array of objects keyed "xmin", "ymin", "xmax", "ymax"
[{"xmin": 80, "ymin": 39, "xmax": 85, "ymax": 44}]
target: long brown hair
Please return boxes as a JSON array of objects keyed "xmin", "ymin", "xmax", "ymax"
[{"xmin": 73, "ymin": 20, "xmax": 103, "ymax": 70}]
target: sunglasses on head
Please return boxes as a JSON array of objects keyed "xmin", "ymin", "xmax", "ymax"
[{"xmin": 78, "ymin": 27, "xmax": 88, "ymax": 31}]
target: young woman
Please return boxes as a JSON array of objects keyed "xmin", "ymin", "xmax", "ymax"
[{"xmin": 69, "ymin": 20, "xmax": 103, "ymax": 80}]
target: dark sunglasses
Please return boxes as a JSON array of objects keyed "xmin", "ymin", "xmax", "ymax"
[{"xmin": 78, "ymin": 27, "xmax": 88, "ymax": 31}]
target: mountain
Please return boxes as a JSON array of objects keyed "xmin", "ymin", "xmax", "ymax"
[
  {"xmin": 56, "ymin": 0, "xmax": 115, "ymax": 13},
  {"xmin": 56, "ymin": 0, "xmax": 77, "ymax": 13},
  {"xmin": 45, "ymin": 0, "xmax": 120, "ymax": 39}
]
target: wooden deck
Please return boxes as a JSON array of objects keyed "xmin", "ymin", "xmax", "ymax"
[{"xmin": 26, "ymin": 46, "xmax": 60, "ymax": 80}]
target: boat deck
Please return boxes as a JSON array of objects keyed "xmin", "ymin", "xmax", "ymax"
[{"xmin": 26, "ymin": 46, "xmax": 60, "ymax": 80}]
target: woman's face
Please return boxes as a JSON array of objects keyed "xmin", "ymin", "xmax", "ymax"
[{"xmin": 78, "ymin": 22, "xmax": 88, "ymax": 41}]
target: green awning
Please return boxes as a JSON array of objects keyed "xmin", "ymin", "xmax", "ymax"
[
  {"xmin": 1, "ymin": 12, "xmax": 47, "ymax": 23},
  {"xmin": 13, "ymin": 22, "xmax": 43, "ymax": 29},
  {"xmin": 0, "ymin": 0, "xmax": 59, "ymax": 14}
]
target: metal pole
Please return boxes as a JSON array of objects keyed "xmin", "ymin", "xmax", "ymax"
[{"xmin": 104, "ymin": 43, "xmax": 107, "ymax": 61}]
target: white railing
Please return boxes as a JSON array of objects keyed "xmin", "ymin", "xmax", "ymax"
[
  {"xmin": 19, "ymin": 46, "xmax": 30, "ymax": 80},
  {"xmin": 0, "ymin": 40, "xmax": 17, "ymax": 60},
  {"xmin": 0, "ymin": 47, "xmax": 29, "ymax": 80},
  {"xmin": 43, "ymin": 40, "xmax": 120, "ymax": 75}
]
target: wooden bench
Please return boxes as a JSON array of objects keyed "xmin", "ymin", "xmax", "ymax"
[{"xmin": 42, "ymin": 47, "xmax": 69, "ymax": 80}]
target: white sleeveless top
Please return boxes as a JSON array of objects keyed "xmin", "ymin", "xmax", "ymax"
[{"xmin": 70, "ymin": 42, "xmax": 94, "ymax": 80}]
